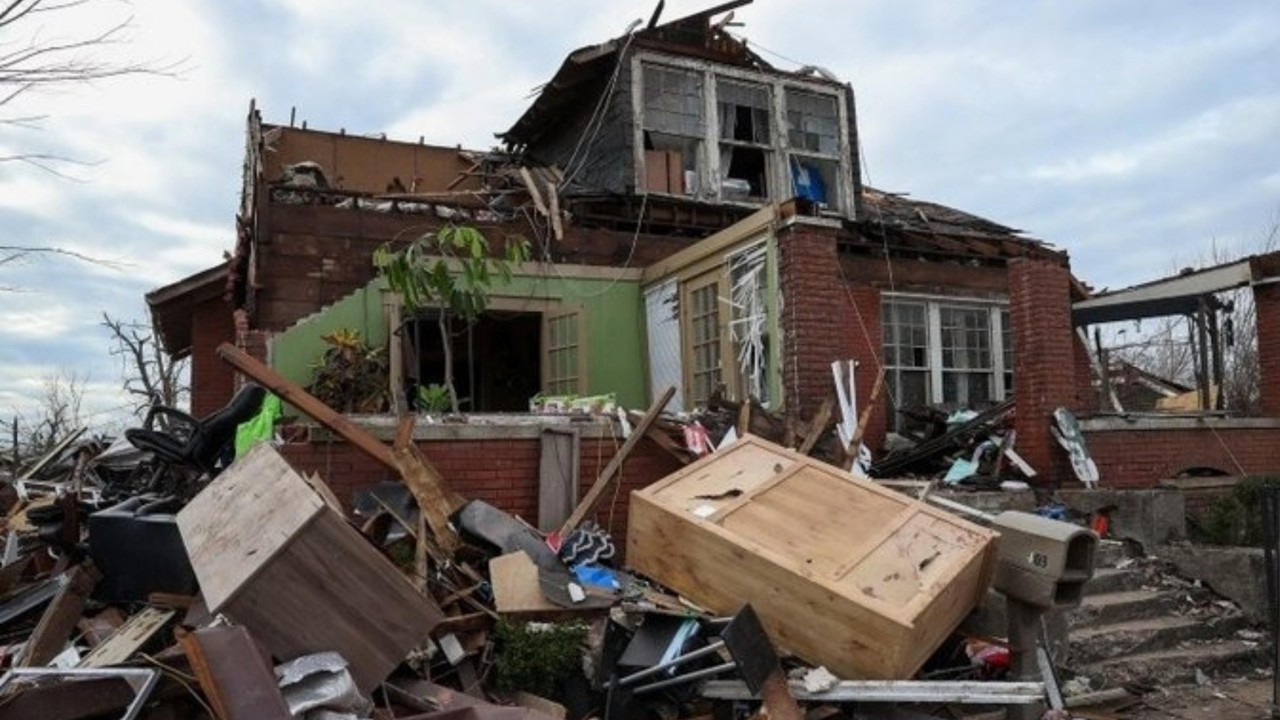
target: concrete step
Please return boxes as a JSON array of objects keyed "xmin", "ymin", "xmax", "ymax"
[
  {"xmin": 1067, "ymin": 614, "xmax": 1250, "ymax": 665},
  {"xmin": 1083, "ymin": 567, "xmax": 1146, "ymax": 597},
  {"xmin": 1068, "ymin": 589, "xmax": 1181, "ymax": 628},
  {"xmin": 1096, "ymin": 540, "xmax": 1135, "ymax": 568},
  {"xmin": 1080, "ymin": 639, "xmax": 1267, "ymax": 687}
]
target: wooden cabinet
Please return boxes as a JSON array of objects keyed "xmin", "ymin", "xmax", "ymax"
[
  {"xmin": 177, "ymin": 444, "xmax": 442, "ymax": 692},
  {"xmin": 626, "ymin": 435, "xmax": 999, "ymax": 680}
]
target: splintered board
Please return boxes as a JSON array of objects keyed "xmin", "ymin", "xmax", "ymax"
[
  {"xmin": 177, "ymin": 443, "xmax": 443, "ymax": 692},
  {"xmin": 627, "ymin": 435, "xmax": 999, "ymax": 680}
]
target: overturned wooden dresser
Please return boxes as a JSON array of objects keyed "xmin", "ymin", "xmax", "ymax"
[{"xmin": 626, "ymin": 435, "xmax": 999, "ymax": 680}]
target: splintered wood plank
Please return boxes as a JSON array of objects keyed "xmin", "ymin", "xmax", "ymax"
[
  {"xmin": 79, "ymin": 606, "xmax": 176, "ymax": 668},
  {"xmin": 177, "ymin": 443, "xmax": 323, "ymax": 611},
  {"xmin": 19, "ymin": 566, "xmax": 97, "ymax": 667}
]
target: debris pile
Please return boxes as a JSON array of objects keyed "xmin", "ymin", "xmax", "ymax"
[{"xmin": 0, "ymin": 345, "xmax": 1109, "ymax": 719}]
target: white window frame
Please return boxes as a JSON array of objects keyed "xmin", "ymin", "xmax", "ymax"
[
  {"xmin": 631, "ymin": 50, "xmax": 855, "ymax": 217},
  {"xmin": 882, "ymin": 293, "xmax": 1011, "ymax": 418}
]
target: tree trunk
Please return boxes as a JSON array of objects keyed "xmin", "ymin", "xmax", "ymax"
[{"xmin": 437, "ymin": 310, "xmax": 460, "ymax": 413}]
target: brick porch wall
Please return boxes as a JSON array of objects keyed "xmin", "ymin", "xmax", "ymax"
[
  {"xmin": 1083, "ymin": 426, "xmax": 1280, "ymax": 489},
  {"xmin": 280, "ymin": 434, "xmax": 682, "ymax": 541}
]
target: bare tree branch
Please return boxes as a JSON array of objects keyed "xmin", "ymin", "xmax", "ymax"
[{"xmin": 102, "ymin": 312, "xmax": 188, "ymax": 417}]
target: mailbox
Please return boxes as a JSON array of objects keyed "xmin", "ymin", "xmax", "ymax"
[{"xmin": 990, "ymin": 510, "xmax": 1098, "ymax": 608}]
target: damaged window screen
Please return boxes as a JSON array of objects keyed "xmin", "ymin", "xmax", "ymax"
[
  {"xmin": 546, "ymin": 313, "xmax": 580, "ymax": 396},
  {"xmin": 940, "ymin": 306, "xmax": 993, "ymax": 406},
  {"xmin": 727, "ymin": 244, "xmax": 769, "ymax": 405},
  {"xmin": 883, "ymin": 300, "xmax": 929, "ymax": 430},
  {"xmin": 785, "ymin": 89, "xmax": 838, "ymax": 155},
  {"xmin": 643, "ymin": 65, "xmax": 703, "ymax": 195},
  {"xmin": 689, "ymin": 281, "xmax": 722, "ymax": 407},
  {"xmin": 717, "ymin": 80, "xmax": 771, "ymax": 200}
]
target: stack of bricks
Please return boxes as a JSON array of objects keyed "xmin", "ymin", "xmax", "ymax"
[{"xmin": 1008, "ymin": 258, "xmax": 1078, "ymax": 487}]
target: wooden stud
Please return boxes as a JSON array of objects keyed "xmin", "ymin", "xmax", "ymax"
[
  {"xmin": 558, "ymin": 386, "xmax": 676, "ymax": 538},
  {"xmin": 797, "ymin": 398, "xmax": 833, "ymax": 456}
]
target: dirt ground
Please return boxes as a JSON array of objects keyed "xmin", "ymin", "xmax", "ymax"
[{"xmin": 1107, "ymin": 678, "xmax": 1276, "ymax": 720}]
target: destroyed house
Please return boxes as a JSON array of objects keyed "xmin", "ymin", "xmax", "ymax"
[{"xmin": 148, "ymin": 3, "xmax": 1280, "ymax": 534}]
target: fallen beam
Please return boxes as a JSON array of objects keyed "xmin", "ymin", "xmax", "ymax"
[{"xmin": 701, "ymin": 679, "xmax": 1046, "ymax": 705}]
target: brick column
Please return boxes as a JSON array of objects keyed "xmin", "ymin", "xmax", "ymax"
[
  {"xmin": 189, "ymin": 298, "xmax": 237, "ymax": 417},
  {"xmin": 777, "ymin": 220, "xmax": 883, "ymax": 448},
  {"xmin": 1009, "ymin": 258, "xmax": 1077, "ymax": 487},
  {"xmin": 1255, "ymin": 282, "xmax": 1280, "ymax": 416}
]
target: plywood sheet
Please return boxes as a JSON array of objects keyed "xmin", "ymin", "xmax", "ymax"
[
  {"xmin": 651, "ymin": 439, "xmax": 792, "ymax": 516},
  {"xmin": 177, "ymin": 443, "xmax": 324, "ymax": 610},
  {"xmin": 489, "ymin": 551, "xmax": 561, "ymax": 617}
]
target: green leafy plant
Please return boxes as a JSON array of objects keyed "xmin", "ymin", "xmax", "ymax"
[
  {"xmin": 307, "ymin": 328, "xmax": 389, "ymax": 413},
  {"xmin": 415, "ymin": 383, "xmax": 451, "ymax": 413},
  {"xmin": 492, "ymin": 621, "xmax": 587, "ymax": 698},
  {"xmin": 375, "ymin": 225, "xmax": 531, "ymax": 413}
]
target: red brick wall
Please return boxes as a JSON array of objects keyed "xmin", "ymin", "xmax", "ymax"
[
  {"xmin": 777, "ymin": 221, "xmax": 868, "ymax": 429},
  {"xmin": 280, "ymin": 434, "xmax": 682, "ymax": 541},
  {"xmin": 1073, "ymin": 334, "xmax": 1100, "ymax": 415},
  {"xmin": 1255, "ymin": 283, "xmax": 1280, "ymax": 416},
  {"xmin": 1009, "ymin": 259, "xmax": 1078, "ymax": 487},
  {"xmin": 189, "ymin": 298, "xmax": 237, "ymax": 417},
  {"xmin": 1086, "ymin": 427, "xmax": 1280, "ymax": 488}
]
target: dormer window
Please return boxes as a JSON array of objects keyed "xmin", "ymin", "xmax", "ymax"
[{"xmin": 634, "ymin": 52, "xmax": 854, "ymax": 217}]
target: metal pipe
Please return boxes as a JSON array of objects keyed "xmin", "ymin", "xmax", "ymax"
[
  {"xmin": 633, "ymin": 661, "xmax": 736, "ymax": 694},
  {"xmin": 611, "ymin": 640, "xmax": 726, "ymax": 687}
]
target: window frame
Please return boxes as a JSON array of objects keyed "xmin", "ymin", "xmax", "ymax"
[
  {"xmin": 631, "ymin": 51, "xmax": 854, "ymax": 216},
  {"xmin": 681, "ymin": 270, "xmax": 732, "ymax": 408},
  {"xmin": 542, "ymin": 308, "xmax": 586, "ymax": 396},
  {"xmin": 881, "ymin": 293, "xmax": 1011, "ymax": 429}
]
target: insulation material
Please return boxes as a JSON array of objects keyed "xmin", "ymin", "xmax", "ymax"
[
  {"xmin": 726, "ymin": 244, "xmax": 769, "ymax": 403},
  {"xmin": 644, "ymin": 280, "xmax": 684, "ymax": 413}
]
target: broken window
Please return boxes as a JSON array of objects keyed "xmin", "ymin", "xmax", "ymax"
[
  {"xmin": 940, "ymin": 306, "xmax": 993, "ymax": 406},
  {"xmin": 642, "ymin": 64, "xmax": 703, "ymax": 195},
  {"xmin": 686, "ymin": 276, "xmax": 723, "ymax": 407},
  {"xmin": 544, "ymin": 311, "xmax": 582, "ymax": 396},
  {"xmin": 883, "ymin": 300, "xmax": 931, "ymax": 430},
  {"xmin": 717, "ymin": 80, "xmax": 771, "ymax": 200},
  {"xmin": 727, "ymin": 243, "xmax": 770, "ymax": 404},
  {"xmin": 404, "ymin": 311, "xmax": 543, "ymax": 412},
  {"xmin": 786, "ymin": 89, "xmax": 842, "ymax": 211}
]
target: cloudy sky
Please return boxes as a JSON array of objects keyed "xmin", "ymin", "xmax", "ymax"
[{"xmin": 1, "ymin": 0, "xmax": 1277, "ymax": 427}]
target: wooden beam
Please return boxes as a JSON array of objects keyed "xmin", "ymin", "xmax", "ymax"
[
  {"xmin": 216, "ymin": 343, "xmax": 464, "ymax": 553},
  {"xmin": 844, "ymin": 368, "xmax": 884, "ymax": 470},
  {"xmin": 20, "ymin": 566, "xmax": 98, "ymax": 666},
  {"xmin": 797, "ymin": 399, "xmax": 833, "ymax": 456},
  {"xmin": 216, "ymin": 343, "xmax": 397, "ymax": 470},
  {"xmin": 558, "ymin": 386, "xmax": 675, "ymax": 537}
]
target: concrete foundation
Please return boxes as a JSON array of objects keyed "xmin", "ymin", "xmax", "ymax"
[
  {"xmin": 1156, "ymin": 543, "xmax": 1269, "ymax": 623},
  {"xmin": 1057, "ymin": 488, "xmax": 1186, "ymax": 550}
]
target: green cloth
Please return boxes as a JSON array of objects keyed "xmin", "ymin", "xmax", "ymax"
[{"xmin": 234, "ymin": 393, "xmax": 283, "ymax": 458}]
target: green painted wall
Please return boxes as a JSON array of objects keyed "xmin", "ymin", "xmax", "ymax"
[{"xmin": 269, "ymin": 272, "xmax": 647, "ymax": 408}]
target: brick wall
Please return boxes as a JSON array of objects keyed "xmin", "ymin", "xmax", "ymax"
[
  {"xmin": 1008, "ymin": 258, "xmax": 1078, "ymax": 487},
  {"xmin": 777, "ymin": 220, "xmax": 870, "ymax": 432},
  {"xmin": 1085, "ymin": 426, "xmax": 1280, "ymax": 488},
  {"xmin": 280, "ymin": 433, "xmax": 682, "ymax": 542},
  {"xmin": 189, "ymin": 298, "xmax": 237, "ymax": 417},
  {"xmin": 1255, "ymin": 282, "xmax": 1280, "ymax": 416}
]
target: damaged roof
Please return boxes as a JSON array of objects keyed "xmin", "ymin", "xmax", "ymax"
[
  {"xmin": 501, "ymin": 0, "xmax": 808, "ymax": 150},
  {"xmin": 854, "ymin": 187, "xmax": 1067, "ymax": 265},
  {"xmin": 147, "ymin": 263, "xmax": 229, "ymax": 359}
]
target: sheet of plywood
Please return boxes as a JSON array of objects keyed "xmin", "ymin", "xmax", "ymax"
[
  {"xmin": 538, "ymin": 428, "xmax": 579, "ymax": 532},
  {"xmin": 650, "ymin": 438, "xmax": 793, "ymax": 516},
  {"xmin": 177, "ymin": 443, "xmax": 323, "ymax": 611},
  {"xmin": 489, "ymin": 551, "xmax": 561, "ymax": 617}
]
